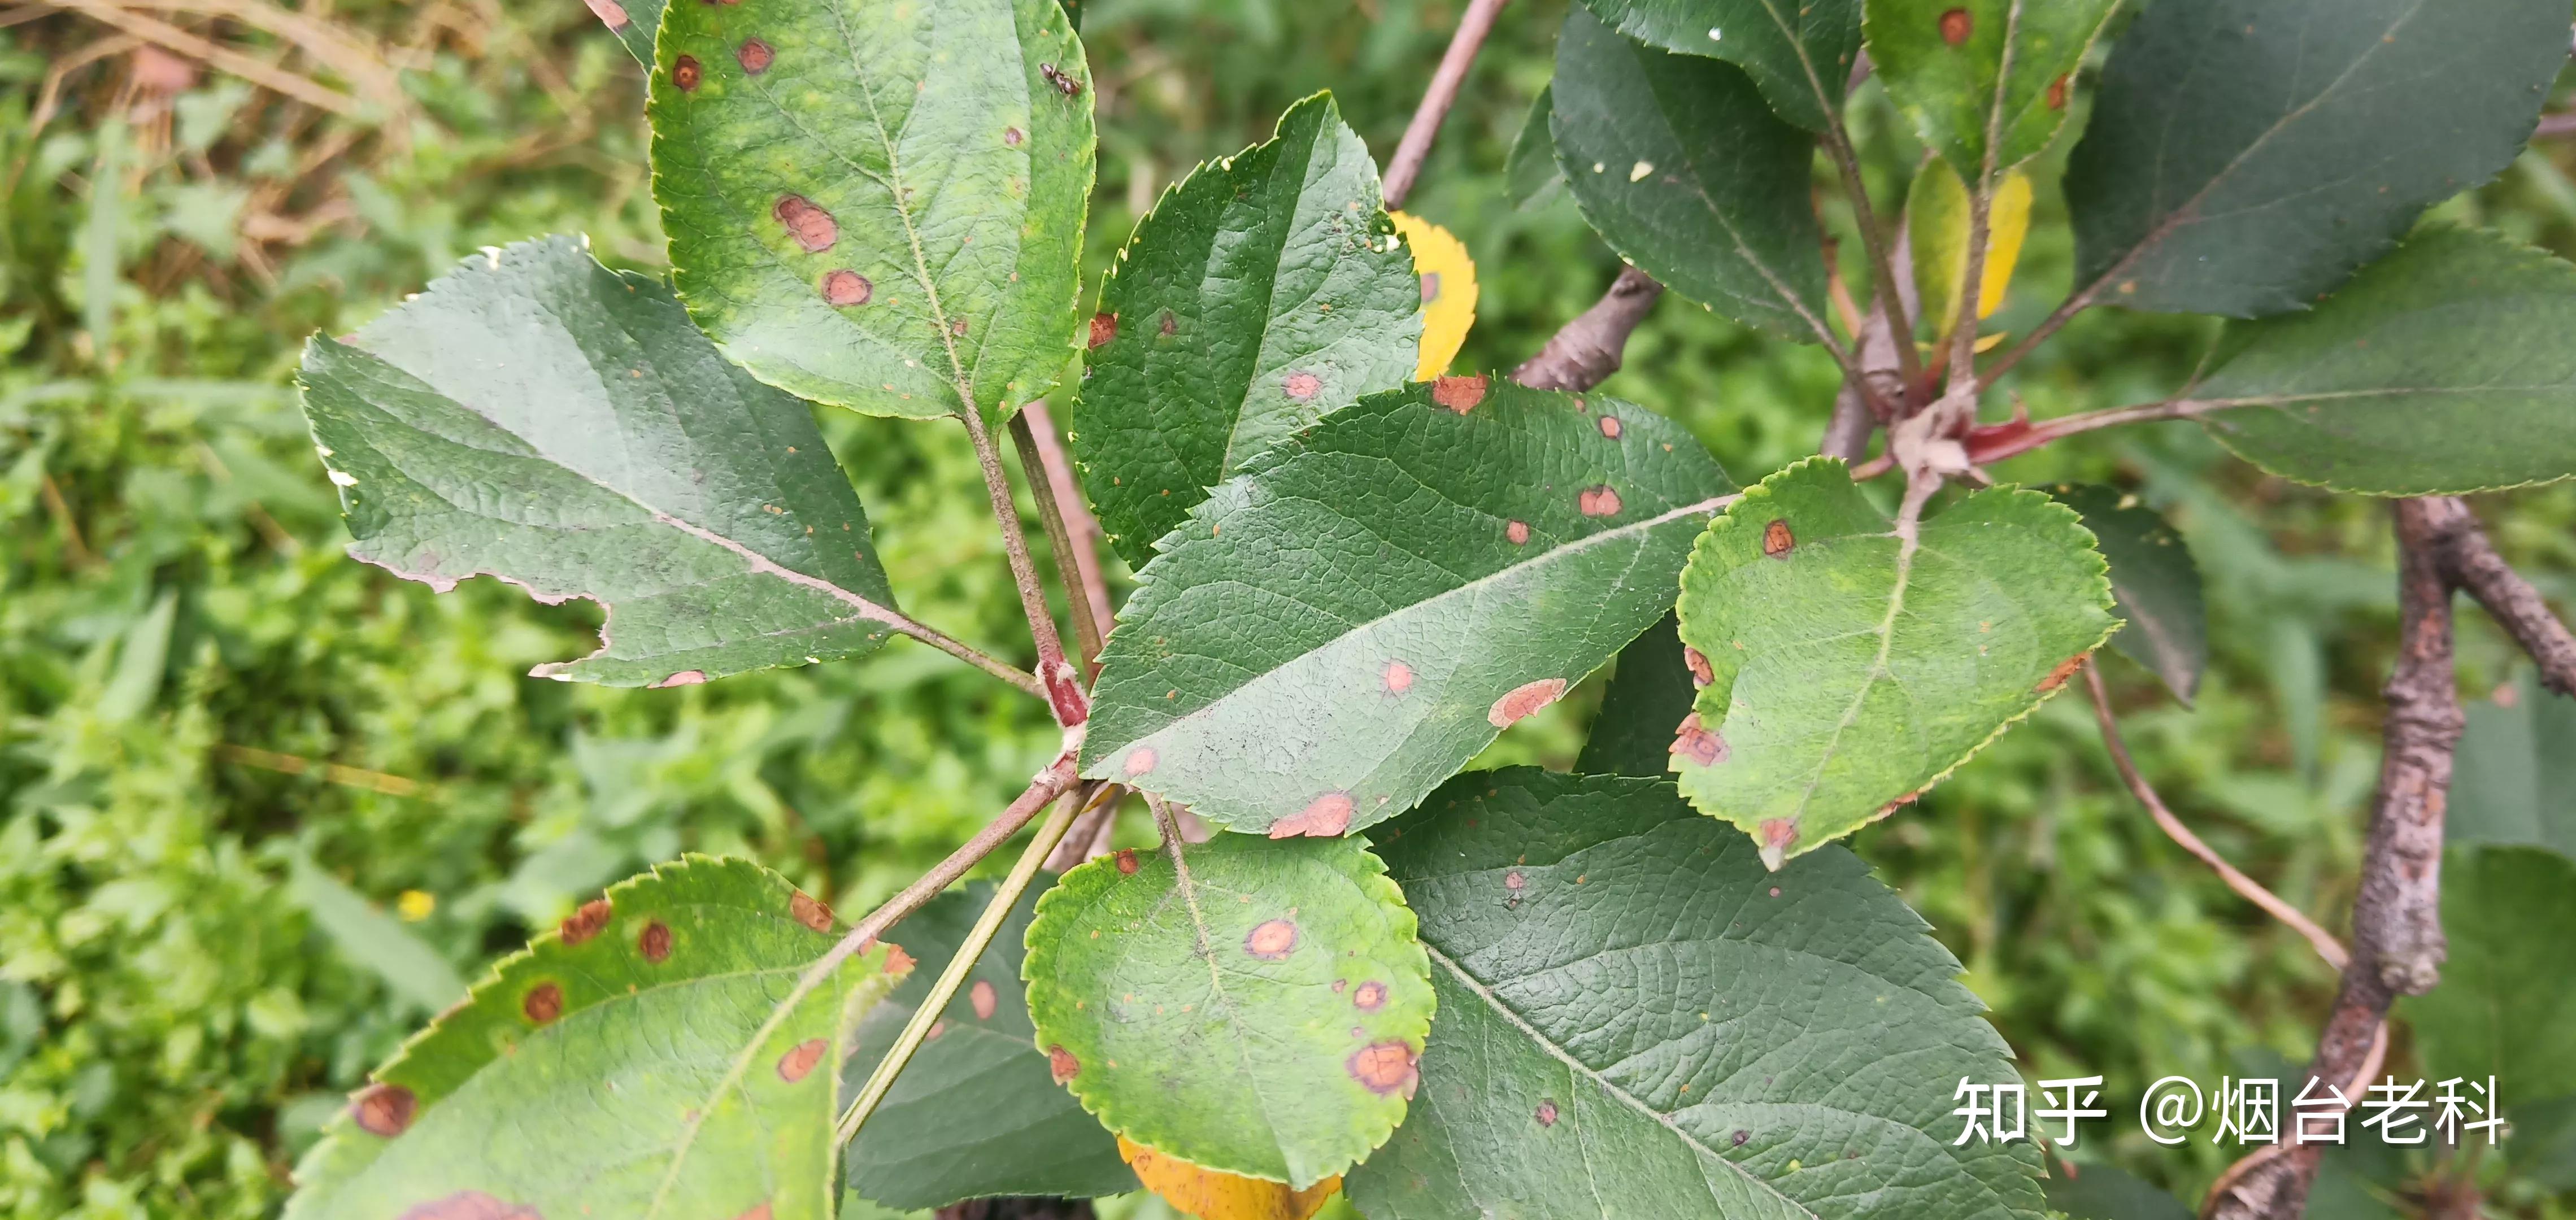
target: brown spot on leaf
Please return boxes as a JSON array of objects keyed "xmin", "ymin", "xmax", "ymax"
[
  {"xmin": 350, "ymin": 1083, "xmax": 417, "ymax": 1138},
  {"xmin": 1672, "ymin": 713, "xmax": 1728, "ymax": 766},
  {"xmin": 1939, "ymin": 7, "xmax": 1971, "ymax": 45},
  {"xmin": 736, "ymin": 37, "xmax": 773, "ymax": 73},
  {"xmin": 1504, "ymin": 869, "xmax": 1525, "ymax": 891},
  {"xmin": 2037, "ymin": 654, "xmax": 2086, "ymax": 694},
  {"xmin": 395, "ymin": 1191, "xmax": 540, "ymax": 1220},
  {"xmin": 1115, "ymin": 848, "xmax": 1140, "ymax": 875},
  {"xmin": 1122, "ymin": 746, "xmax": 1157, "ymax": 777},
  {"xmin": 2046, "ymin": 72, "xmax": 2070, "ymax": 110},
  {"xmin": 1875, "ymin": 790, "xmax": 1925, "ymax": 820},
  {"xmin": 650, "ymin": 669, "xmax": 707, "ymax": 688},
  {"xmin": 1158, "ymin": 310, "xmax": 1177, "ymax": 338},
  {"xmin": 1682, "ymin": 645, "xmax": 1714, "ymax": 687},
  {"xmin": 1536, "ymin": 1099, "xmax": 1559, "ymax": 1127},
  {"xmin": 772, "ymin": 195, "xmax": 837, "ymax": 252},
  {"xmin": 1383, "ymin": 660, "xmax": 1415, "ymax": 695},
  {"xmin": 1733, "ymin": 1129, "xmax": 1750, "ymax": 1146},
  {"xmin": 581, "ymin": 0, "xmax": 628, "ymax": 29},
  {"xmin": 1431, "ymin": 374, "xmax": 1489, "ymax": 413},
  {"xmin": 884, "ymin": 943, "xmax": 916, "ymax": 974},
  {"xmin": 1489, "ymin": 678, "xmax": 1568, "ymax": 727},
  {"xmin": 1505, "ymin": 519, "xmax": 1531, "ymax": 545},
  {"xmin": 951, "ymin": 316, "xmax": 970, "ymax": 337},
  {"xmin": 1420, "ymin": 271, "xmax": 1442, "ymax": 303},
  {"xmin": 1004, "ymin": 125, "xmax": 1025, "ymax": 147},
  {"xmin": 776, "ymin": 1038, "xmax": 827, "ymax": 1083},
  {"xmin": 733, "ymin": 1204, "xmax": 772, "ymax": 1220},
  {"xmin": 1347, "ymin": 1040, "xmax": 1420, "ymax": 1097},
  {"xmin": 1352, "ymin": 981, "xmax": 1387, "ymax": 1010},
  {"xmin": 1283, "ymin": 371, "xmax": 1323, "ymax": 401},
  {"xmin": 1578, "ymin": 486, "xmax": 1622, "ymax": 517},
  {"xmin": 671, "ymin": 54, "xmax": 701, "ymax": 90},
  {"xmin": 1763, "ymin": 518, "xmax": 1794, "ymax": 558},
  {"xmin": 1598, "ymin": 415, "xmax": 1622, "ymax": 439},
  {"xmin": 790, "ymin": 890, "xmax": 834, "ymax": 933},
  {"xmin": 1271, "ymin": 791, "xmax": 1354, "ymax": 838},
  {"xmin": 821, "ymin": 269, "xmax": 872, "ymax": 307},
  {"xmin": 1048, "ymin": 1044, "xmax": 1080, "ymax": 1083},
  {"xmin": 1245, "ymin": 919, "xmax": 1299, "ymax": 960},
  {"xmin": 1087, "ymin": 311, "xmax": 1117, "ymax": 348},
  {"xmin": 639, "ymin": 921, "xmax": 673, "ymax": 962},
  {"xmin": 558, "ymin": 898, "xmax": 612, "ymax": 945},
  {"xmin": 523, "ymin": 982, "xmax": 564, "ymax": 1025},
  {"xmin": 971, "ymin": 979, "xmax": 998, "ymax": 1020}
]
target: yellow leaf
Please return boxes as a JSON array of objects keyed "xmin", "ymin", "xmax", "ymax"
[
  {"xmin": 1390, "ymin": 211, "xmax": 1477, "ymax": 381},
  {"xmin": 1905, "ymin": 162, "xmax": 2033, "ymax": 342},
  {"xmin": 1118, "ymin": 1136, "xmax": 1341, "ymax": 1220}
]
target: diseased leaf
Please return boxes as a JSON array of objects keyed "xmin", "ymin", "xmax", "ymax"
[
  {"xmin": 1504, "ymin": 85, "xmax": 1566, "ymax": 210},
  {"xmin": 285, "ymin": 856, "xmax": 908, "ymax": 1220},
  {"xmin": 1072, "ymin": 92, "xmax": 1419, "ymax": 567},
  {"xmin": 650, "ymin": 0, "xmax": 1094, "ymax": 420},
  {"xmin": 2397, "ymin": 846, "xmax": 2576, "ymax": 1100},
  {"xmin": 1577, "ymin": 0, "xmax": 1863, "ymax": 133},
  {"xmin": 2044, "ymin": 483, "xmax": 2205, "ymax": 705},
  {"xmin": 1394, "ymin": 212, "xmax": 1478, "ymax": 381},
  {"xmin": 2044, "ymin": 1164, "xmax": 2192, "ymax": 1220},
  {"xmin": 842, "ymin": 883, "xmax": 1134, "ymax": 1210},
  {"xmin": 1078, "ymin": 380, "xmax": 1738, "ymax": 837},
  {"xmin": 1574, "ymin": 611, "xmax": 1700, "ymax": 778},
  {"xmin": 2064, "ymin": 0, "xmax": 2563, "ymax": 317},
  {"xmin": 296, "ymin": 236, "xmax": 907, "ymax": 689},
  {"xmin": 1867, "ymin": 0, "xmax": 2116, "ymax": 176},
  {"xmin": 1350, "ymin": 770, "xmax": 2049, "ymax": 1220},
  {"xmin": 1908, "ymin": 159, "xmax": 2033, "ymax": 341},
  {"xmin": 1022, "ymin": 835, "xmax": 1434, "ymax": 1189},
  {"xmin": 1551, "ymin": 6, "xmax": 1831, "ymax": 343},
  {"xmin": 1674, "ymin": 459, "xmax": 2116, "ymax": 865},
  {"xmin": 2447, "ymin": 671, "xmax": 2576, "ymax": 860},
  {"xmin": 2192, "ymin": 227, "xmax": 2576, "ymax": 495},
  {"xmin": 1118, "ymin": 1137, "xmax": 1341, "ymax": 1220}
]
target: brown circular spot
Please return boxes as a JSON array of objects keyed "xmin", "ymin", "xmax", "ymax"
[
  {"xmin": 350, "ymin": 1082, "xmax": 417, "ymax": 1138},
  {"xmin": 2046, "ymin": 72, "xmax": 2070, "ymax": 110},
  {"xmin": 776, "ymin": 1037, "xmax": 827, "ymax": 1083},
  {"xmin": 971, "ymin": 979, "xmax": 998, "ymax": 1021},
  {"xmin": 1382, "ymin": 659, "xmax": 1415, "ymax": 695},
  {"xmin": 1536, "ymin": 1099, "xmax": 1559, "ymax": 1127},
  {"xmin": 1283, "ymin": 371, "xmax": 1323, "ymax": 401},
  {"xmin": 1048, "ymin": 1044, "xmax": 1080, "ymax": 1083},
  {"xmin": 1122, "ymin": 746, "xmax": 1157, "ymax": 777},
  {"xmin": 1332, "ymin": 978, "xmax": 1348, "ymax": 992},
  {"xmin": 558, "ymin": 898, "xmax": 612, "ymax": 945},
  {"xmin": 790, "ymin": 890, "xmax": 834, "ymax": 933},
  {"xmin": 1431, "ymin": 374, "xmax": 1489, "ymax": 413},
  {"xmin": 1085, "ymin": 311, "xmax": 1119, "ymax": 349},
  {"xmin": 1672, "ymin": 712, "xmax": 1728, "ymax": 767},
  {"xmin": 884, "ymin": 943, "xmax": 916, "ymax": 974},
  {"xmin": 1578, "ymin": 485, "xmax": 1622, "ymax": 517},
  {"xmin": 736, "ymin": 37, "xmax": 774, "ymax": 73},
  {"xmin": 1598, "ymin": 415, "xmax": 1622, "ymax": 439},
  {"xmin": 1157, "ymin": 310, "xmax": 1177, "ymax": 338},
  {"xmin": 1004, "ymin": 125, "xmax": 1025, "ymax": 147},
  {"xmin": 523, "ymin": 982, "xmax": 564, "ymax": 1025},
  {"xmin": 395, "ymin": 1191, "xmax": 540, "ymax": 1220},
  {"xmin": 1115, "ymin": 848, "xmax": 1140, "ymax": 875},
  {"xmin": 1938, "ymin": 7, "xmax": 1971, "ymax": 44},
  {"xmin": 1347, "ymin": 1040, "xmax": 1419, "ymax": 1097},
  {"xmin": 1505, "ymin": 519, "xmax": 1530, "ymax": 546},
  {"xmin": 950, "ymin": 316, "xmax": 969, "ymax": 337},
  {"xmin": 734, "ymin": 1204, "xmax": 773, "ymax": 1220},
  {"xmin": 1768, "ymin": 886, "xmax": 1782, "ymax": 899},
  {"xmin": 1763, "ymin": 518, "xmax": 1794, "ymax": 558},
  {"xmin": 821, "ymin": 269, "xmax": 872, "ymax": 307},
  {"xmin": 1420, "ymin": 271, "xmax": 1442, "ymax": 303},
  {"xmin": 1245, "ymin": 918, "xmax": 1299, "ymax": 960},
  {"xmin": 1352, "ymin": 981, "xmax": 1387, "ymax": 1010},
  {"xmin": 1504, "ymin": 870, "xmax": 1525, "ymax": 891},
  {"xmin": 638, "ymin": 921, "xmax": 673, "ymax": 963},
  {"xmin": 672, "ymin": 54, "xmax": 702, "ymax": 91},
  {"xmin": 1270, "ymin": 791, "xmax": 1354, "ymax": 838},
  {"xmin": 1489, "ymin": 677, "xmax": 1569, "ymax": 728},
  {"xmin": 1733, "ymin": 1128, "xmax": 1750, "ymax": 1146},
  {"xmin": 2036, "ymin": 654, "xmax": 2086, "ymax": 694}
]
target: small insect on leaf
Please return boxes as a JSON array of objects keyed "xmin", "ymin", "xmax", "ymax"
[{"xmin": 1040, "ymin": 61, "xmax": 1083, "ymax": 97}]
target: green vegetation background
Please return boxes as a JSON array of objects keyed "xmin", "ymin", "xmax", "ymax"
[{"xmin": 1, "ymin": 2, "xmax": 2569, "ymax": 1216}]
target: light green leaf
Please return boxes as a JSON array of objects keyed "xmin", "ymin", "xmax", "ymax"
[
  {"xmin": 1551, "ymin": 6, "xmax": 1830, "ymax": 343},
  {"xmin": 1578, "ymin": 0, "xmax": 1863, "ymax": 133},
  {"xmin": 1866, "ymin": 0, "xmax": 2116, "ymax": 176},
  {"xmin": 1504, "ymin": 85, "xmax": 1565, "ymax": 211},
  {"xmin": 2193, "ymin": 227, "xmax": 2576, "ymax": 495},
  {"xmin": 1078, "ymin": 379, "xmax": 1737, "ymax": 838},
  {"xmin": 1674, "ymin": 459, "xmax": 2115, "ymax": 864},
  {"xmin": 1574, "ymin": 611, "xmax": 1700, "ymax": 777},
  {"xmin": 842, "ymin": 882, "xmax": 1136, "ymax": 1209},
  {"xmin": 1072, "ymin": 91, "xmax": 1420, "ymax": 569},
  {"xmin": 297, "ymin": 236, "xmax": 907, "ymax": 689},
  {"xmin": 1022, "ymin": 834, "xmax": 1435, "ymax": 1189},
  {"xmin": 285, "ymin": 856, "xmax": 908, "ymax": 1220},
  {"xmin": 2044, "ymin": 483, "xmax": 2206, "ymax": 705},
  {"xmin": 650, "ymin": 0, "xmax": 1094, "ymax": 421},
  {"xmin": 289, "ymin": 856, "xmax": 468, "ymax": 1015},
  {"xmin": 1349, "ymin": 770, "xmax": 2048, "ymax": 1220},
  {"xmin": 2399, "ymin": 846, "xmax": 2576, "ymax": 1100},
  {"xmin": 2447, "ymin": 671, "xmax": 2576, "ymax": 860},
  {"xmin": 2044, "ymin": 1164, "xmax": 2191, "ymax": 1220},
  {"xmin": 2065, "ymin": 0, "xmax": 2564, "ymax": 317}
]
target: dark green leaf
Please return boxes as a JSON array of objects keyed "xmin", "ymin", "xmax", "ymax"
[
  {"xmin": 2447, "ymin": 670, "xmax": 2576, "ymax": 859},
  {"xmin": 1078, "ymin": 379, "xmax": 1737, "ymax": 838},
  {"xmin": 285, "ymin": 856, "xmax": 908, "ymax": 1220},
  {"xmin": 842, "ymin": 883, "xmax": 1134, "ymax": 1209},
  {"xmin": 1350, "ymin": 770, "xmax": 2048, "ymax": 1220},
  {"xmin": 1574, "ymin": 611, "xmax": 1700, "ymax": 777},
  {"xmin": 2044, "ymin": 1164, "xmax": 2191, "ymax": 1220},
  {"xmin": 296, "ymin": 236, "xmax": 906, "ymax": 689},
  {"xmin": 1578, "ymin": 0, "xmax": 1863, "ymax": 133},
  {"xmin": 1674, "ymin": 459, "xmax": 2116, "ymax": 865},
  {"xmin": 1504, "ymin": 85, "xmax": 1566, "ymax": 210},
  {"xmin": 2044, "ymin": 484, "xmax": 2206, "ymax": 705},
  {"xmin": 2064, "ymin": 0, "xmax": 2563, "ymax": 317},
  {"xmin": 1551, "ymin": 7, "xmax": 1830, "ymax": 343},
  {"xmin": 2399, "ymin": 846, "xmax": 2576, "ymax": 1100},
  {"xmin": 1866, "ymin": 0, "xmax": 2116, "ymax": 175},
  {"xmin": 590, "ymin": 0, "xmax": 660, "ymax": 69},
  {"xmin": 1022, "ymin": 834, "xmax": 1434, "ymax": 1188},
  {"xmin": 1072, "ymin": 92, "xmax": 1420, "ymax": 569},
  {"xmin": 650, "ymin": 0, "xmax": 1094, "ymax": 421},
  {"xmin": 2195, "ymin": 227, "xmax": 2576, "ymax": 495}
]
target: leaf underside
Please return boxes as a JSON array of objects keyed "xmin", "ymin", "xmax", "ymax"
[
  {"xmin": 285, "ymin": 856, "xmax": 906, "ymax": 1220},
  {"xmin": 2044, "ymin": 484, "xmax": 2207, "ymax": 705},
  {"xmin": 1673, "ymin": 459, "xmax": 2116, "ymax": 863},
  {"xmin": 1577, "ymin": 0, "xmax": 1863, "ymax": 133},
  {"xmin": 1022, "ymin": 835, "xmax": 1435, "ymax": 1189},
  {"xmin": 1078, "ymin": 379, "xmax": 1738, "ymax": 838},
  {"xmin": 297, "ymin": 236, "xmax": 904, "ymax": 689},
  {"xmin": 1350, "ymin": 770, "xmax": 2049, "ymax": 1220},
  {"xmin": 1868, "ymin": 0, "xmax": 2117, "ymax": 176},
  {"xmin": 1072, "ymin": 91, "xmax": 1421, "ymax": 569}
]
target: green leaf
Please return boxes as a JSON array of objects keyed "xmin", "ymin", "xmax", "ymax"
[
  {"xmin": 1674, "ymin": 459, "xmax": 2115, "ymax": 865},
  {"xmin": 2044, "ymin": 1164, "xmax": 2191, "ymax": 1220},
  {"xmin": 2447, "ymin": 671, "xmax": 2576, "ymax": 860},
  {"xmin": 649, "ymin": 0, "xmax": 1094, "ymax": 421},
  {"xmin": 2064, "ymin": 0, "xmax": 2564, "ymax": 318},
  {"xmin": 2401, "ymin": 846, "xmax": 2576, "ymax": 1100},
  {"xmin": 1577, "ymin": 0, "xmax": 1863, "ymax": 133},
  {"xmin": 842, "ymin": 882, "xmax": 1135, "ymax": 1208},
  {"xmin": 588, "ymin": 0, "xmax": 660, "ymax": 69},
  {"xmin": 1071, "ymin": 92, "xmax": 1421, "ymax": 569},
  {"xmin": 1078, "ymin": 380, "xmax": 1738, "ymax": 837},
  {"xmin": 1866, "ymin": 0, "xmax": 2116, "ymax": 176},
  {"xmin": 1504, "ymin": 85, "xmax": 1565, "ymax": 211},
  {"xmin": 1574, "ymin": 611, "xmax": 1700, "ymax": 777},
  {"xmin": 289, "ymin": 855, "xmax": 469, "ymax": 1015},
  {"xmin": 1349, "ymin": 770, "xmax": 2048, "ymax": 1220},
  {"xmin": 2044, "ymin": 484, "xmax": 2205, "ymax": 705},
  {"xmin": 1022, "ymin": 834, "xmax": 1435, "ymax": 1189},
  {"xmin": 2192, "ymin": 227, "xmax": 2576, "ymax": 495},
  {"xmin": 285, "ymin": 856, "xmax": 908, "ymax": 1220},
  {"xmin": 1551, "ymin": 6, "xmax": 1830, "ymax": 343},
  {"xmin": 296, "ymin": 236, "xmax": 907, "ymax": 689}
]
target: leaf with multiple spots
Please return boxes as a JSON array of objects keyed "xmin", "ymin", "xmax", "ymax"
[
  {"xmin": 1866, "ymin": 0, "xmax": 2116, "ymax": 177},
  {"xmin": 1072, "ymin": 92, "xmax": 1419, "ymax": 567},
  {"xmin": 650, "ymin": 0, "xmax": 1094, "ymax": 421},
  {"xmin": 1504, "ymin": 85, "xmax": 1565, "ymax": 210},
  {"xmin": 1673, "ymin": 459, "xmax": 2116, "ymax": 865},
  {"xmin": 2448, "ymin": 671, "xmax": 2576, "ymax": 860},
  {"xmin": 2399, "ymin": 846, "xmax": 2576, "ymax": 1100},
  {"xmin": 1577, "ymin": 0, "xmax": 1863, "ymax": 133},
  {"xmin": 2064, "ymin": 0, "xmax": 2564, "ymax": 318},
  {"xmin": 285, "ymin": 856, "xmax": 908, "ymax": 1220},
  {"xmin": 841, "ymin": 883, "xmax": 1135, "ymax": 1210},
  {"xmin": 1077, "ymin": 379, "xmax": 1737, "ymax": 838},
  {"xmin": 1394, "ymin": 211, "xmax": 1478, "ymax": 381},
  {"xmin": 296, "ymin": 236, "xmax": 908, "ymax": 689},
  {"xmin": 1348, "ymin": 769, "xmax": 2048, "ymax": 1220},
  {"xmin": 1551, "ymin": 6, "xmax": 1831, "ymax": 343},
  {"xmin": 2191, "ymin": 227, "xmax": 2576, "ymax": 495},
  {"xmin": 1022, "ymin": 835, "xmax": 1435, "ymax": 1188},
  {"xmin": 2044, "ymin": 484, "xmax": 2206, "ymax": 705}
]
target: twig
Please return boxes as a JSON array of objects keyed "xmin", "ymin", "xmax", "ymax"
[
  {"xmin": 1510, "ymin": 267, "xmax": 1663, "ymax": 391},
  {"xmin": 1380, "ymin": 0, "xmax": 1509, "ymax": 210},
  {"xmin": 42, "ymin": 0, "xmax": 366, "ymax": 116},
  {"xmin": 2536, "ymin": 110, "xmax": 2576, "ymax": 139},
  {"xmin": 2199, "ymin": 1022, "xmax": 2387, "ymax": 1219},
  {"xmin": 2081, "ymin": 662, "xmax": 2348, "ymax": 970},
  {"xmin": 836, "ymin": 781, "xmax": 1094, "ymax": 1146},
  {"xmin": 890, "ymin": 617, "xmax": 1050, "ymax": 700},
  {"xmin": 2411, "ymin": 495, "xmax": 2576, "ymax": 696},
  {"xmin": 1821, "ymin": 127, "xmax": 1924, "ymax": 403},
  {"xmin": 1824, "ymin": 226, "xmax": 1914, "ymax": 457},
  {"xmin": 1043, "ymin": 784, "xmax": 1123, "ymax": 873},
  {"xmin": 1009, "ymin": 405, "xmax": 1111, "ymax": 672},
  {"xmin": 960, "ymin": 405, "xmax": 1089, "ymax": 728}
]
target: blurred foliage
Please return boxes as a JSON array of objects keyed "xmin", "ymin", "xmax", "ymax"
[{"xmin": 0, "ymin": 1, "xmax": 2570, "ymax": 1217}]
